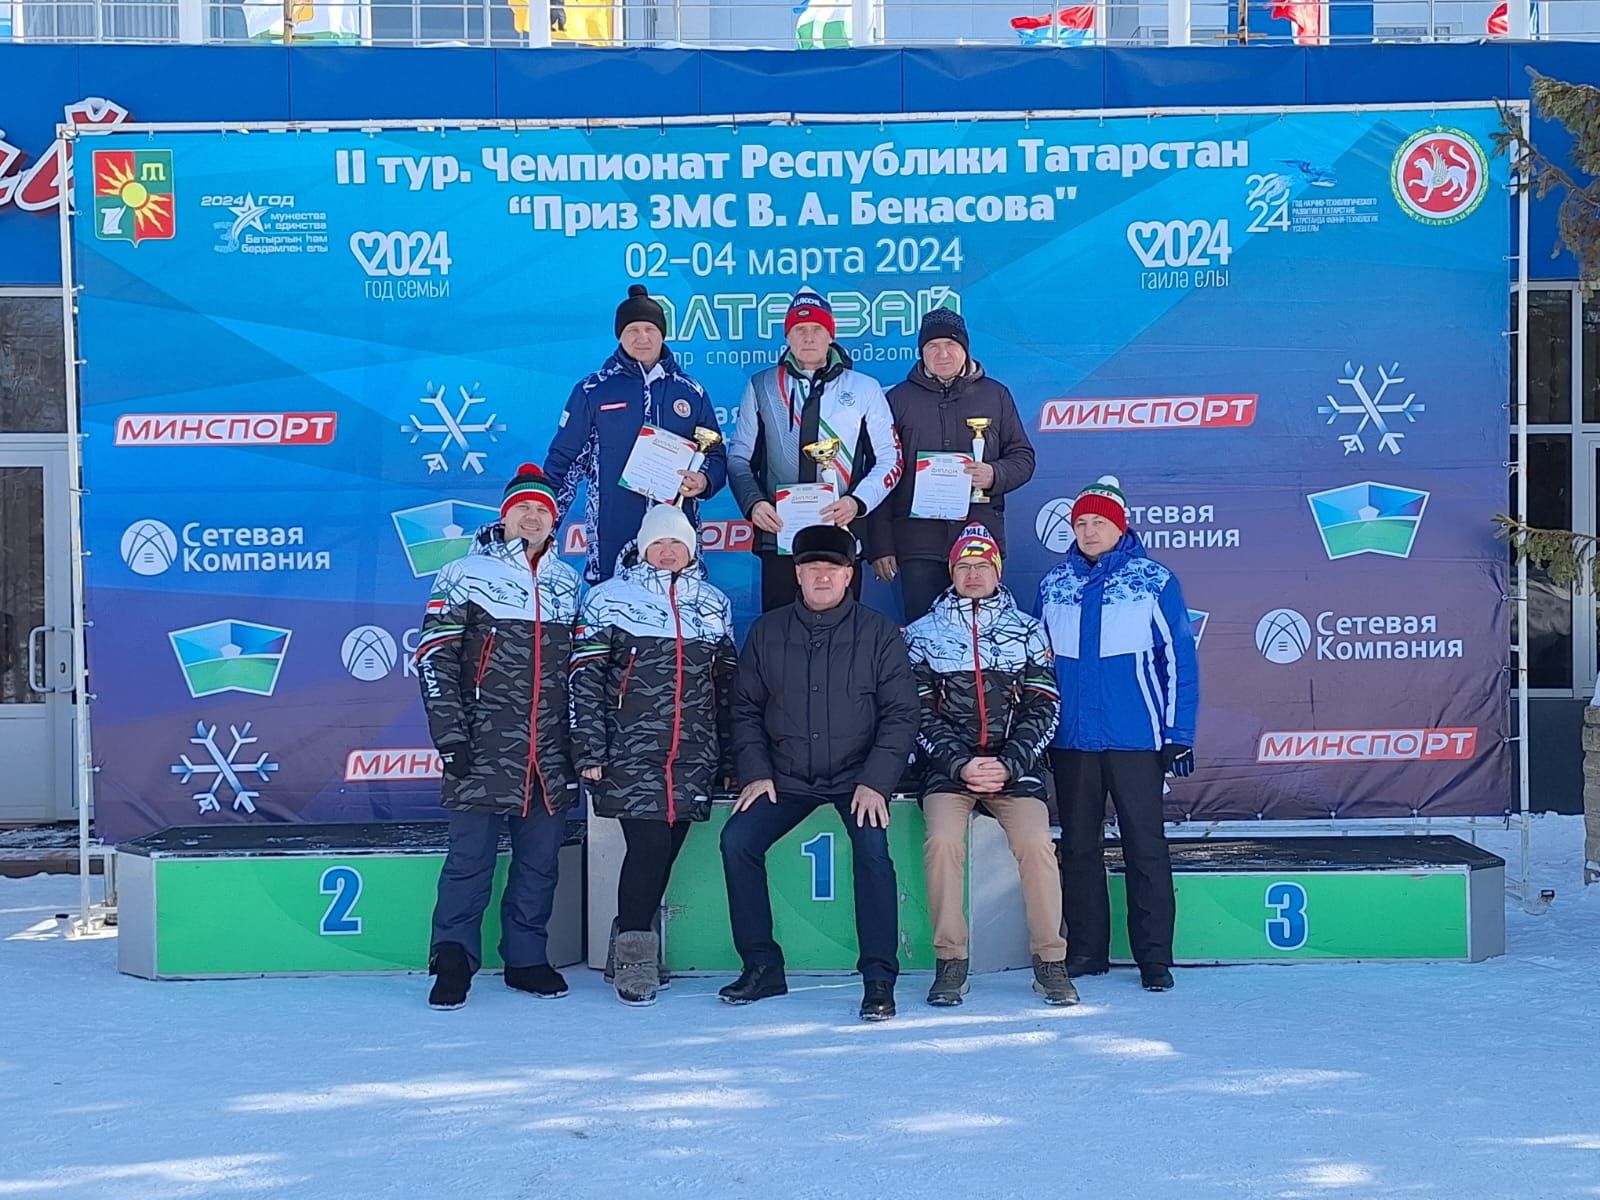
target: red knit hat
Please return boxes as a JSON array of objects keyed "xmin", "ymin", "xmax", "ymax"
[
  {"xmin": 784, "ymin": 291, "xmax": 835, "ymax": 339},
  {"xmin": 949, "ymin": 523, "xmax": 1002, "ymax": 577},
  {"xmin": 1069, "ymin": 475, "xmax": 1129, "ymax": 534},
  {"xmin": 501, "ymin": 463, "xmax": 559, "ymax": 523}
]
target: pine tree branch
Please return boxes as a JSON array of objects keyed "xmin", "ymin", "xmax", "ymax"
[{"xmin": 1496, "ymin": 513, "xmax": 1600, "ymax": 590}]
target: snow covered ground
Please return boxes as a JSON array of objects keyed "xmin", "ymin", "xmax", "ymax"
[{"xmin": 1, "ymin": 815, "xmax": 1596, "ymax": 1200}]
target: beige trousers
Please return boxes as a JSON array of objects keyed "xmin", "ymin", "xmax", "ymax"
[{"xmin": 923, "ymin": 790, "xmax": 1067, "ymax": 962}]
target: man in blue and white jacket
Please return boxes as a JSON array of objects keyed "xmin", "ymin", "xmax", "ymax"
[
  {"xmin": 544, "ymin": 285, "xmax": 728, "ymax": 584},
  {"xmin": 1036, "ymin": 475, "xmax": 1199, "ymax": 993}
]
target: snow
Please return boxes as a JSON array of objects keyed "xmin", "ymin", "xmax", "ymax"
[{"xmin": 2, "ymin": 816, "xmax": 1598, "ymax": 1200}]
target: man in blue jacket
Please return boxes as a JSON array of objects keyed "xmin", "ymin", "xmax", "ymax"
[
  {"xmin": 1036, "ymin": 475, "xmax": 1198, "ymax": 993},
  {"xmin": 545, "ymin": 285, "xmax": 728, "ymax": 583}
]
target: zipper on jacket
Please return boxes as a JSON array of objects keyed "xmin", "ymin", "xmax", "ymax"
[
  {"xmin": 662, "ymin": 577, "xmax": 686, "ymax": 825},
  {"xmin": 616, "ymin": 648, "xmax": 638, "ymax": 709},
  {"xmin": 523, "ymin": 561, "xmax": 554, "ymax": 818},
  {"xmin": 475, "ymin": 628, "xmax": 497, "ymax": 699},
  {"xmin": 970, "ymin": 599, "xmax": 990, "ymax": 751}
]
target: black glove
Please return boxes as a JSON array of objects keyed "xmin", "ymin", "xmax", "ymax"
[
  {"xmin": 1161, "ymin": 744, "xmax": 1194, "ymax": 778},
  {"xmin": 438, "ymin": 745, "xmax": 473, "ymax": 780}
]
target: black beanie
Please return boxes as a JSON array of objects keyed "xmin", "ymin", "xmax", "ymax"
[
  {"xmin": 615, "ymin": 284, "xmax": 667, "ymax": 338},
  {"xmin": 918, "ymin": 307, "xmax": 970, "ymax": 353}
]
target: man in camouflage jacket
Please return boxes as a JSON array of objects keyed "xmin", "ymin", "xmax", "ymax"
[{"xmin": 415, "ymin": 463, "xmax": 582, "ymax": 1009}]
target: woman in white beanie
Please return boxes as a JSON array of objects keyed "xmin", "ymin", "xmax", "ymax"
[{"xmin": 569, "ymin": 504, "xmax": 737, "ymax": 1005}]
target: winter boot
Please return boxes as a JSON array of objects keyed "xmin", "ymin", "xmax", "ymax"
[
  {"xmin": 1066, "ymin": 954, "xmax": 1110, "ymax": 978},
  {"xmin": 505, "ymin": 964, "xmax": 569, "ymax": 999},
  {"xmin": 926, "ymin": 958, "xmax": 970, "ymax": 1007},
  {"xmin": 427, "ymin": 942, "xmax": 472, "ymax": 1010},
  {"xmin": 606, "ymin": 915, "xmax": 672, "ymax": 990},
  {"xmin": 614, "ymin": 931, "xmax": 660, "ymax": 1007},
  {"xmin": 718, "ymin": 963, "xmax": 788, "ymax": 1004},
  {"xmin": 859, "ymin": 980, "xmax": 896, "ymax": 1022},
  {"xmin": 1031, "ymin": 956, "xmax": 1080, "ymax": 1006},
  {"xmin": 1140, "ymin": 964, "xmax": 1175, "ymax": 992}
]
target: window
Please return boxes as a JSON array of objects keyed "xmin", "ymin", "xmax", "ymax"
[{"xmin": 0, "ymin": 296, "xmax": 66, "ymax": 434}]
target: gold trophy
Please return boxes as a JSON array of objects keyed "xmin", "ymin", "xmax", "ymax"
[
  {"xmin": 673, "ymin": 425, "xmax": 723, "ymax": 508},
  {"xmin": 803, "ymin": 436, "xmax": 844, "ymax": 500},
  {"xmin": 966, "ymin": 417, "xmax": 992, "ymax": 503}
]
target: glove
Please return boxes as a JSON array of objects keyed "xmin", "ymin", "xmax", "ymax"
[
  {"xmin": 438, "ymin": 745, "xmax": 473, "ymax": 780},
  {"xmin": 1161, "ymin": 744, "xmax": 1194, "ymax": 778}
]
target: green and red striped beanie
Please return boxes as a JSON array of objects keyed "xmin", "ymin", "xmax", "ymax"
[
  {"xmin": 501, "ymin": 462, "xmax": 559, "ymax": 523},
  {"xmin": 1070, "ymin": 474, "xmax": 1129, "ymax": 534}
]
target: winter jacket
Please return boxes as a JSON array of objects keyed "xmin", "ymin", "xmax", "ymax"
[
  {"xmin": 415, "ymin": 528, "xmax": 583, "ymax": 817},
  {"xmin": 727, "ymin": 345, "xmax": 902, "ymax": 555},
  {"xmin": 866, "ymin": 362, "xmax": 1036, "ymax": 563},
  {"xmin": 731, "ymin": 593, "xmax": 919, "ymax": 799},
  {"xmin": 544, "ymin": 346, "xmax": 727, "ymax": 584},
  {"xmin": 1035, "ymin": 532, "xmax": 1199, "ymax": 753},
  {"xmin": 903, "ymin": 586, "xmax": 1060, "ymax": 801},
  {"xmin": 569, "ymin": 546, "xmax": 737, "ymax": 824}
]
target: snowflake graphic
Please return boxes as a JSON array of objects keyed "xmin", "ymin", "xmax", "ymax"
[
  {"xmin": 171, "ymin": 721, "xmax": 280, "ymax": 815},
  {"xmin": 1318, "ymin": 362, "xmax": 1424, "ymax": 456},
  {"xmin": 402, "ymin": 383, "xmax": 506, "ymax": 475}
]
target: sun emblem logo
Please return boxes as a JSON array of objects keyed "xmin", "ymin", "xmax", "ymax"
[{"xmin": 93, "ymin": 149, "xmax": 175, "ymax": 245}]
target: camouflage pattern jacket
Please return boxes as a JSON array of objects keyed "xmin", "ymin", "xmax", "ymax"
[
  {"xmin": 903, "ymin": 586, "xmax": 1060, "ymax": 802},
  {"xmin": 569, "ymin": 547, "xmax": 737, "ymax": 823},
  {"xmin": 415, "ymin": 528, "xmax": 583, "ymax": 817}
]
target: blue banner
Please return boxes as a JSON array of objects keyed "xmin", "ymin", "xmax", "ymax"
[{"xmin": 74, "ymin": 106, "xmax": 1510, "ymax": 841}]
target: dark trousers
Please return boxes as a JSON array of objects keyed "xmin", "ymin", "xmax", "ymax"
[
  {"xmin": 897, "ymin": 559, "xmax": 951, "ymax": 624},
  {"xmin": 617, "ymin": 817, "xmax": 693, "ymax": 932},
  {"xmin": 1050, "ymin": 749, "xmax": 1175, "ymax": 968},
  {"xmin": 720, "ymin": 790, "xmax": 900, "ymax": 982},
  {"xmin": 758, "ymin": 551, "xmax": 864, "ymax": 613},
  {"xmin": 431, "ymin": 804, "xmax": 566, "ymax": 971}
]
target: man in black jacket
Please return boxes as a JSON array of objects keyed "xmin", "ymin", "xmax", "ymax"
[
  {"xmin": 867, "ymin": 308, "xmax": 1037, "ymax": 623},
  {"xmin": 721, "ymin": 523, "xmax": 919, "ymax": 1021}
]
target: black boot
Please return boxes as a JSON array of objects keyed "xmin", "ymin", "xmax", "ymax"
[
  {"xmin": 505, "ymin": 964, "xmax": 569, "ymax": 998},
  {"xmin": 427, "ymin": 942, "xmax": 472, "ymax": 1010},
  {"xmin": 859, "ymin": 980, "xmax": 896, "ymax": 1022},
  {"xmin": 606, "ymin": 914, "xmax": 672, "ymax": 990},
  {"xmin": 718, "ymin": 964, "xmax": 788, "ymax": 1004},
  {"xmin": 1067, "ymin": 955, "xmax": 1110, "ymax": 979},
  {"xmin": 1140, "ymin": 964, "xmax": 1175, "ymax": 992}
]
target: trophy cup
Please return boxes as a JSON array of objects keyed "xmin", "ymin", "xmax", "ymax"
[
  {"xmin": 966, "ymin": 417, "xmax": 992, "ymax": 503},
  {"xmin": 673, "ymin": 425, "xmax": 723, "ymax": 508},
  {"xmin": 803, "ymin": 436, "xmax": 844, "ymax": 500}
]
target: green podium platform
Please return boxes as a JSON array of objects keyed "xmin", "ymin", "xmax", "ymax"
[
  {"xmin": 1107, "ymin": 836, "xmax": 1505, "ymax": 963},
  {"xmin": 118, "ymin": 822, "xmax": 585, "ymax": 980},
  {"xmin": 588, "ymin": 799, "xmax": 942, "ymax": 975}
]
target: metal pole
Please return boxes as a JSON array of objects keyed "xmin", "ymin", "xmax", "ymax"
[
  {"xmin": 851, "ymin": 0, "xmax": 871, "ymax": 45},
  {"xmin": 527, "ymin": 0, "xmax": 551, "ymax": 45},
  {"xmin": 1167, "ymin": 0, "xmax": 1191, "ymax": 44},
  {"xmin": 1508, "ymin": 0, "xmax": 1530, "ymax": 37},
  {"xmin": 176, "ymin": 0, "xmax": 204, "ymax": 42},
  {"xmin": 1515, "ymin": 102, "xmax": 1533, "ymax": 903},
  {"xmin": 55, "ymin": 130, "xmax": 98, "ymax": 935}
]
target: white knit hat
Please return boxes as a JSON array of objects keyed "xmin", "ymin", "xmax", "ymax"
[{"xmin": 637, "ymin": 503, "xmax": 697, "ymax": 561}]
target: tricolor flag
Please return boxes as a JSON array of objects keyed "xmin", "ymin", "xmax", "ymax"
[
  {"xmin": 794, "ymin": 0, "xmax": 851, "ymax": 49},
  {"xmin": 1269, "ymin": 1, "xmax": 1326, "ymax": 44},
  {"xmin": 1010, "ymin": 4, "xmax": 1095, "ymax": 45}
]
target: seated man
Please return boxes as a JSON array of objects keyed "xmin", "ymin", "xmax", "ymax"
[
  {"xmin": 905, "ymin": 525, "xmax": 1075, "ymax": 1007},
  {"xmin": 721, "ymin": 523, "xmax": 919, "ymax": 1021}
]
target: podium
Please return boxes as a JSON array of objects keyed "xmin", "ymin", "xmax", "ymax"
[
  {"xmin": 118, "ymin": 822, "xmax": 585, "ymax": 980},
  {"xmin": 1107, "ymin": 836, "xmax": 1505, "ymax": 963}
]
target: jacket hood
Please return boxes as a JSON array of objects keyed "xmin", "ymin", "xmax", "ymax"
[
  {"xmin": 901, "ymin": 358, "xmax": 986, "ymax": 396},
  {"xmin": 611, "ymin": 538, "xmax": 710, "ymax": 585},
  {"xmin": 470, "ymin": 522, "xmax": 560, "ymax": 571},
  {"xmin": 780, "ymin": 343, "xmax": 853, "ymax": 380}
]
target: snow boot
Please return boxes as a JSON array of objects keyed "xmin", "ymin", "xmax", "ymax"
[
  {"xmin": 1066, "ymin": 955, "xmax": 1110, "ymax": 978},
  {"xmin": 1140, "ymin": 964, "xmax": 1175, "ymax": 992},
  {"xmin": 1031, "ymin": 956, "xmax": 1080, "ymax": 1007},
  {"xmin": 718, "ymin": 963, "xmax": 788, "ymax": 1004},
  {"xmin": 427, "ymin": 941, "xmax": 472, "ymax": 1010},
  {"xmin": 926, "ymin": 958, "xmax": 970, "ymax": 1007},
  {"xmin": 505, "ymin": 964, "xmax": 569, "ymax": 999},
  {"xmin": 613, "ymin": 931, "xmax": 660, "ymax": 1006},
  {"xmin": 605, "ymin": 915, "xmax": 672, "ymax": 990},
  {"xmin": 859, "ymin": 980, "xmax": 896, "ymax": 1022}
]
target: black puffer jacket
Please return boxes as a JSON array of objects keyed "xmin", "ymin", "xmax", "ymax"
[
  {"xmin": 731, "ymin": 593, "xmax": 919, "ymax": 798},
  {"xmin": 903, "ymin": 586, "xmax": 1060, "ymax": 802},
  {"xmin": 415, "ymin": 528, "xmax": 583, "ymax": 817},
  {"xmin": 866, "ymin": 362, "xmax": 1036, "ymax": 563},
  {"xmin": 568, "ymin": 546, "xmax": 737, "ymax": 824}
]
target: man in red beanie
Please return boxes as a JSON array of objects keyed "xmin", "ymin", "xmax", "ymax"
[
  {"xmin": 416, "ymin": 462, "xmax": 582, "ymax": 1009},
  {"xmin": 727, "ymin": 289, "xmax": 902, "ymax": 611},
  {"xmin": 904, "ymin": 524, "xmax": 1074, "ymax": 1007}
]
